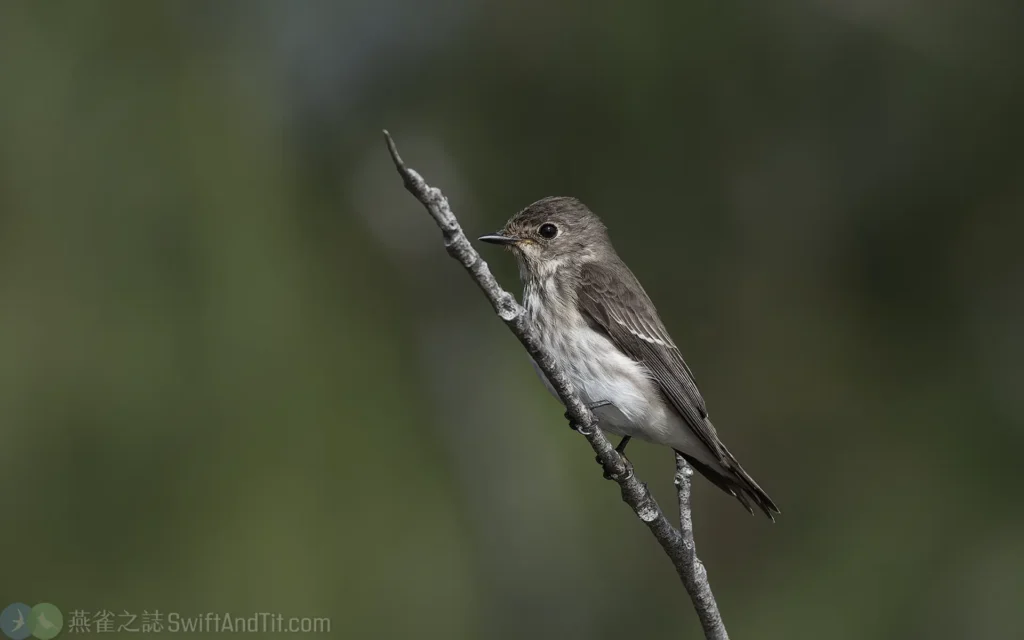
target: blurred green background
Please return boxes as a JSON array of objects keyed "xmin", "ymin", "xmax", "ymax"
[{"xmin": 1, "ymin": 1, "xmax": 1022, "ymax": 638}]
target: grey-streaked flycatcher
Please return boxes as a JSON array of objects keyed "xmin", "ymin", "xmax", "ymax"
[{"xmin": 480, "ymin": 196, "xmax": 779, "ymax": 519}]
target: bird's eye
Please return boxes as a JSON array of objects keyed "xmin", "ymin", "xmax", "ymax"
[{"xmin": 539, "ymin": 223, "xmax": 558, "ymax": 239}]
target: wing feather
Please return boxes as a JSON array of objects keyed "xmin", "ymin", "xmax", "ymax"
[
  {"xmin": 576, "ymin": 259, "xmax": 779, "ymax": 518},
  {"xmin": 577, "ymin": 260, "xmax": 725, "ymax": 457}
]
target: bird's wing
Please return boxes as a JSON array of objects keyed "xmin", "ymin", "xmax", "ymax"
[
  {"xmin": 578, "ymin": 260, "xmax": 780, "ymax": 520},
  {"xmin": 576, "ymin": 260, "xmax": 726, "ymax": 461}
]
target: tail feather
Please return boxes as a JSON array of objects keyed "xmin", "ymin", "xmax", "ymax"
[{"xmin": 675, "ymin": 449, "xmax": 779, "ymax": 521}]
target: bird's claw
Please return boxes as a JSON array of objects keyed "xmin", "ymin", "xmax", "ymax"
[
  {"xmin": 566, "ymin": 401, "xmax": 612, "ymax": 433},
  {"xmin": 565, "ymin": 411, "xmax": 597, "ymax": 435},
  {"xmin": 597, "ymin": 451, "xmax": 633, "ymax": 481},
  {"xmin": 564, "ymin": 410, "xmax": 578, "ymax": 431}
]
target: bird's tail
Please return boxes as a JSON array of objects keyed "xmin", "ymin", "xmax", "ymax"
[{"xmin": 674, "ymin": 449, "xmax": 780, "ymax": 521}]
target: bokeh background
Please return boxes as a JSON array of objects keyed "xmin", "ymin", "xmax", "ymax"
[{"xmin": 2, "ymin": 1, "xmax": 1022, "ymax": 638}]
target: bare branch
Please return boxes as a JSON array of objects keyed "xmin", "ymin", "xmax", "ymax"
[
  {"xmin": 384, "ymin": 130, "xmax": 728, "ymax": 638},
  {"xmin": 675, "ymin": 454, "xmax": 729, "ymax": 639}
]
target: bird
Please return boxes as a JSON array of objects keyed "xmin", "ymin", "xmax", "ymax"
[
  {"xmin": 11, "ymin": 610, "xmax": 25, "ymax": 631},
  {"xmin": 479, "ymin": 196, "xmax": 779, "ymax": 519},
  {"xmin": 36, "ymin": 612, "xmax": 55, "ymax": 630}
]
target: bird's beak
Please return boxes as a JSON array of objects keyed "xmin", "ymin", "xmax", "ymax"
[{"xmin": 478, "ymin": 232, "xmax": 520, "ymax": 246}]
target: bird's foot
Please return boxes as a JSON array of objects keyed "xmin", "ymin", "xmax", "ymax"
[
  {"xmin": 596, "ymin": 436, "xmax": 633, "ymax": 479},
  {"xmin": 615, "ymin": 435, "xmax": 631, "ymax": 455},
  {"xmin": 562, "ymin": 402, "xmax": 632, "ymax": 480},
  {"xmin": 564, "ymin": 400, "xmax": 612, "ymax": 433},
  {"xmin": 564, "ymin": 409, "xmax": 580, "ymax": 431},
  {"xmin": 597, "ymin": 450, "xmax": 633, "ymax": 481}
]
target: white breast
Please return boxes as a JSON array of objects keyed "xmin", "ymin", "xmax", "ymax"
[{"xmin": 524, "ymin": 277, "xmax": 669, "ymax": 441}]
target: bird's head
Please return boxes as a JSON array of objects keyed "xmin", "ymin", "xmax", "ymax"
[{"xmin": 479, "ymin": 196, "xmax": 610, "ymax": 279}]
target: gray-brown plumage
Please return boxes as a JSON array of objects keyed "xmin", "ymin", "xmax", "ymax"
[{"xmin": 480, "ymin": 196, "xmax": 779, "ymax": 519}]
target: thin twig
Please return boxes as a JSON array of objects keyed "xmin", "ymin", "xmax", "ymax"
[
  {"xmin": 675, "ymin": 454, "xmax": 729, "ymax": 639},
  {"xmin": 384, "ymin": 130, "xmax": 727, "ymax": 638}
]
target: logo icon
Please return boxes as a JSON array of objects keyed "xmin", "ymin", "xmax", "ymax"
[
  {"xmin": 0, "ymin": 603, "xmax": 31, "ymax": 640},
  {"xmin": 27, "ymin": 605, "xmax": 62, "ymax": 640},
  {"xmin": 1, "ymin": 605, "xmax": 63, "ymax": 640}
]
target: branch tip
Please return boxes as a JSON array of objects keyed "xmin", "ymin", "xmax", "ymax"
[{"xmin": 382, "ymin": 129, "xmax": 405, "ymax": 173}]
